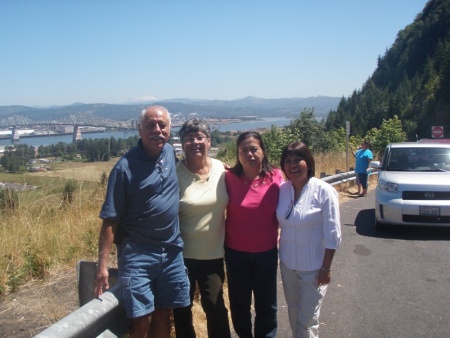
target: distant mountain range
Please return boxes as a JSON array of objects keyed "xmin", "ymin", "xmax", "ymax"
[{"xmin": 0, "ymin": 96, "xmax": 340, "ymax": 121}]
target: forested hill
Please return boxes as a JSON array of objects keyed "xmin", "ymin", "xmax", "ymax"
[{"xmin": 325, "ymin": 0, "xmax": 450, "ymax": 140}]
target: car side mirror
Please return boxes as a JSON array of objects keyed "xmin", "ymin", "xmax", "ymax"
[{"xmin": 370, "ymin": 161, "xmax": 381, "ymax": 169}]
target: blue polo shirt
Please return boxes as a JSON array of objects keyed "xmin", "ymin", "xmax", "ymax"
[{"xmin": 100, "ymin": 140, "xmax": 183, "ymax": 249}]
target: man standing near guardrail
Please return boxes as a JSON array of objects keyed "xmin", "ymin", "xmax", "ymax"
[{"xmin": 94, "ymin": 106, "xmax": 190, "ymax": 338}]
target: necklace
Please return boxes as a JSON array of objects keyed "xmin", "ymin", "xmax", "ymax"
[
  {"xmin": 184, "ymin": 158, "xmax": 210, "ymax": 176},
  {"xmin": 241, "ymin": 174, "xmax": 266, "ymax": 188}
]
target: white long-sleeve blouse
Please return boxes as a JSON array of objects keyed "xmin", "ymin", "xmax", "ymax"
[{"xmin": 276, "ymin": 178, "xmax": 342, "ymax": 271}]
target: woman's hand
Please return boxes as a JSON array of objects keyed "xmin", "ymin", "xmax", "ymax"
[
  {"xmin": 319, "ymin": 249, "xmax": 335, "ymax": 286},
  {"xmin": 318, "ymin": 268, "xmax": 331, "ymax": 286}
]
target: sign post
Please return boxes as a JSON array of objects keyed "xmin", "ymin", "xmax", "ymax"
[
  {"xmin": 346, "ymin": 121, "xmax": 350, "ymax": 171},
  {"xmin": 431, "ymin": 126, "xmax": 444, "ymax": 139}
]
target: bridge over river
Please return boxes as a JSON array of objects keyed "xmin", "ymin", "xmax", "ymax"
[{"xmin": 0, "ymin": 113, "xmax": 136, "ymax": 142}]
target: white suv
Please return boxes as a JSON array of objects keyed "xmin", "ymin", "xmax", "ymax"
[{"xmin": 370, "ymin": 141, "xmax": 450, "ymax": 230}]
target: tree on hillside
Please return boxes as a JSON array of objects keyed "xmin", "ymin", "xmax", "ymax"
[
  {"xmin": 365, "ymin": 115, "xmax": 407, "ymax": 158},
  {"xmin": 262, "ymin": 126, "xmax": 287, "ymax": 165},
  {"xmin": 326, "ymin": 0, "xmax": 450, "ymax": 140},
  {"xmin": 283, "ymin": 108, "xmax": 329, "ymax": 152},
  {"xmin": 0, "ymin": 145, "xmax": 34, "ymax": 172}
]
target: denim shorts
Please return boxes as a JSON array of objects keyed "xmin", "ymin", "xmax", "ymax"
[{"xmin": 118, "ymin": 239, "xmax": 190, "ymax": 318}]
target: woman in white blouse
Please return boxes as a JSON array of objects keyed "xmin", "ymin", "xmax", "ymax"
[{"xmin": 276, "ymin": 141, "xmax": 341, "ymax": 338}]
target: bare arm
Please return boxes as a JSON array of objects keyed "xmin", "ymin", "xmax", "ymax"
[
  {"xmin": 351, "ymin": 147, "xmax": 361, "ymax": 158},
  {"xmin": 94, "ymin": 219, "xmax": 118, "ymax": 298}
]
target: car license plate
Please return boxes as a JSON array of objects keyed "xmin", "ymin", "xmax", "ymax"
[{"xmin": 420, "ymin": 206, "xmax": 440, "ymax": 216}]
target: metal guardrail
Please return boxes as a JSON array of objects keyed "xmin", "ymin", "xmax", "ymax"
[
  {"xmin": 322, "ymin": 169, "xmax": 377, "ymax": 186},
  {"xmin": 322, "ymin": 170, "xmax": 357, "ymax": 186},
  {"xmin": 34, "ymin": 169, "xmax": 374, "ymax": 338},
  {"xmin": 34, "ymin": 262, "xmax": 129, "ymax": 338},
  {"xmin": 35, "ymin": 285, "xmax": 123, "ymax": 338}
]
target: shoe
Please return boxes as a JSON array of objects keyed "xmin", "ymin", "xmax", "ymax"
[{"xmin": 357, "ymin": 194, "xmax": 367, "ymax": 197}]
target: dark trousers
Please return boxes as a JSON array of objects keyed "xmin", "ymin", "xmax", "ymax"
[
  {"xmin": 225, "ymin": 247, "xmax": 278, "ymax": 338},
  {"xmin": 173, "ymin": 258, "xmax": 231, "ymax": 338},
  {"xmin": 358, "ymin": 173, "xmax": 369, "ymax": 189}
]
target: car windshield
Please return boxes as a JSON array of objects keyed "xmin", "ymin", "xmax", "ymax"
[{"xmin": 386, "ymin": 147, "xmax": 450, "ymax": 171}]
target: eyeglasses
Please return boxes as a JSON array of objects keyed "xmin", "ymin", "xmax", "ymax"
[
  {"xmin": 183, "ymin": 135, "xmax": 208, "ymax": 144},
  {"xmin": 284, "ymin": 158, "xmax": 304, "ymax": 166}
]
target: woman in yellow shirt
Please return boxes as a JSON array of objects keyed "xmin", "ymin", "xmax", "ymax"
[{"xmin": 173, "ymin": 118, "xmax": 231, "ymax": 338}]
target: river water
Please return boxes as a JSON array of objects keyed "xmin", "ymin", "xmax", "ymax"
[{"xmin": 0, "ymin": 117, "xmax": 293, "ymax": 148}]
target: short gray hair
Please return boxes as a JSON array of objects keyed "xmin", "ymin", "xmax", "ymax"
[
  {"xmin": 179, "ymin": 118, "xmax": 211, "ymax": 141},
  {"xmin": 139, "ymin": 106, "xmax": 171, "ymax": 125}
]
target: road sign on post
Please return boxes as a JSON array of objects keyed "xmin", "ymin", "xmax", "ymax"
[{"xmin": 431, "ymin": 126, "xmax": 444, "ymax": 138}]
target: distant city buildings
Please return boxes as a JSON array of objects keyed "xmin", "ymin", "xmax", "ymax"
[{"xmin": 0, "ymin": 129, "xmax": 35, "ymax": 136}]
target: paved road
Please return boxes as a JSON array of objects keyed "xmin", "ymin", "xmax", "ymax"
[
  {"xmin": 316, "ymin": 192, "xmax": 450, "ymax": 338},
  {"xmin": 229, "ymin": 191, "xmax": 450, "ymax": 337}
]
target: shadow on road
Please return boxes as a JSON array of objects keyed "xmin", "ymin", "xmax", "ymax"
[{"xmin": 353, "ymin": 208, "xmax": 450, "ymax": 241}]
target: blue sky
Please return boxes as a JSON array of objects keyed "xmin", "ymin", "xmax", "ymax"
[{"xmin": 0, "ymin": 0, "xmax": 429, "ymax": 106}]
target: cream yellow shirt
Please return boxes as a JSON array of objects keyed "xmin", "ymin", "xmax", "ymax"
[{"xmin": 177, "ymin": 158, "xmax": 228, "ymax": 259}]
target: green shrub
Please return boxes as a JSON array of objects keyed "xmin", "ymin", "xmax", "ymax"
[
  {"xmin": 63, "ymin": 179, "xmax": 77, "ymax": 204},
  {"xmin": 0, "ymin": 188, "xmax": 19, "ymax": 210}
]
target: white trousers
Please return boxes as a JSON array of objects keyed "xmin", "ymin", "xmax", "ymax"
[{"xmin": 280, "ymin": 262, "xmax": 328, "ymax": 338}]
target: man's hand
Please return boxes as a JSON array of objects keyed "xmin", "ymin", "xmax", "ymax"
[
  {"xmin": 94, "ymin": 219, "xmax": 117, "ymax": 298},
  {"xmin": 94, "ymin": 268, "xmax": 109, "ymax": 298}
]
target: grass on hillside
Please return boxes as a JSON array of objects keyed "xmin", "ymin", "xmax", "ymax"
[{"xmin": 0, "ymin": 160, "xmax": 116, "ymax": 296}]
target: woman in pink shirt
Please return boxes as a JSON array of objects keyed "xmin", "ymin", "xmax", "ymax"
[{"xmin": 225, "ymin": 131, "xmax": 284, "ymax": 338}]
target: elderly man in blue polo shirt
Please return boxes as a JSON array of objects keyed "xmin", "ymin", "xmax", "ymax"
[{"xmin": 94, "ymin": 105, "xmax": 190, "ymax": 338}]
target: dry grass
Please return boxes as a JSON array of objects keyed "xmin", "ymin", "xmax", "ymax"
[
  {"xmin": 0, "ymin": 152, "xmax": 366, "ymax": 337},
  {"xmin": 314, "ymin": 151, "xmax": 353, "ymax": 176},
  {"xmin": 0, "ymin": 265, "xmax": 78, "ymax": 337},
  {"xmin": 0, "ymin": 160, "xmax": 118, "ymax": 337},
  {"xmin": 0, "ymin": 160, "xmax": 116, "ymax": 296},
  {"xmin": 31, "ymin": 161, "xmax": 116, "ymax": 182}
]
